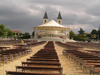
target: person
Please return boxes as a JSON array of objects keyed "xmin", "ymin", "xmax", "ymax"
[{"xmin": 21, "ymin": 40, "xmax": 24, "ymax": 45}]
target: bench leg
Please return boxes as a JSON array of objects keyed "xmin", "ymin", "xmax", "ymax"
[
  {"xmin": 93, "ymin": 72, "xmax": 94, "ymax": 75},
  {"xmin": 86, "ymin": 67, "xmax": 87, "ymax": 74},
  {"xmin": 90, "ymin": 70, "xmax": 91, "ymax": 75},
  {"xmin": 6, "ymin": 71, "xmax": 8, "ymax": 75},
  {"xmin": 98, "ymin": 72, "xmax": 100, "ymax": 75},
  {"xmin": 90, "ymin": 70, "xmax": 94, "ymax": 75},
  {"xmin": 60, "ymin": 70, "xmax": 63, "ymax": 74}
]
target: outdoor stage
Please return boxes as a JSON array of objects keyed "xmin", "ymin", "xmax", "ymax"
[{"xmin": 32, "ymin": 37, "xmax": 76, "ymax": 42}]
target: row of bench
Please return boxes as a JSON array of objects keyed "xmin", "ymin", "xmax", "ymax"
[
  {"xmin": 84, "ymin": 50, "xmax": 100, "ymax": 57},
  {"xmin": 6, "ymin": 41, "xmax": 65, "ymax": 75},
  {"xmin": 0, "ymin": 41, "xmax": 46, "ymax": 66},
  {"xmin": 56, "ymin": 41, "xmax": 100, "ymax": 75},
  {"xmin": 0, "ymin": 40, "xmax": 35, "ymax": 45},
  {"xmin": 14, "ymin": 41, "xmax": 46, "ymax": 49},
  {"xmin": 63, "ymin": 49, "xmax": 100, "ymax": 75},
  {"xmin": 55, "ymin": 41, "xmax": 83, "ymax": 50},
  {"xmin": 67, "ymin": 42, "xmax": 100, "ymax": 50},
  {"xmin": 0, "ymin": 48, "xmax": 30, "ymax": 66}
]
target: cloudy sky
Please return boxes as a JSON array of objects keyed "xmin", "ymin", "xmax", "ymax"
[{"xmin": 0, "ymin": 0, "xmax": 100, "ymax": 34}]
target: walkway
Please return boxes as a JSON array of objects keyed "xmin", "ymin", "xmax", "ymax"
[{"xmin": 54, "ymin": 43, "xmax": 89, "ymax": 75}]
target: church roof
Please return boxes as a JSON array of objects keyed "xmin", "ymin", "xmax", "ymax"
[
  {"xmin": 39, "ymin": 20, "xmax": 65, "ymax": 27},
  {"xmin": 43, "ymin": 12, "xmax": 48, "ymax": 19},
  {"xmin": 57, "ymin": 12, "xmax": 62, "ymax": 19},
  {"xmin": 34, "ymin": 20, "xmax": 70, "ymax": 30}
]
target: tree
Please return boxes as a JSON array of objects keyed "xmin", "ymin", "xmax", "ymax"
[
  {"xmin": 97, "ymin": 30, "xmax": 100, "ymax": 39},
  {"xmin": 86, "ymin": 34, "xmax": 92, "ymax": 37},
  {"xmin": 0, "ymin": 24, "xmax": 6, "ymax": 37},
  {"xmin": 22, "ymin": 32, "xmax": 30, "ymax": 39},
  {"xmin": 70, "ymin": 30, "xmax": 75, "ymax": 39},
  {"xmin": 74, "ymin": 36, "xmax": 85, "ymax": 41},
  {"xmin": 32, "ymin": 31, "xmax": 34, "ymax": 38},
  {"xmin": 6, "ymin": 28, "xmax": 14, "ymax": 37},
  {"xmin": 78, "ymin": 28, "xmax": 85, "ymax": 35},
  {"xmin": 91, "ymin": 29, "xmax": 97, "ymax": 35}
]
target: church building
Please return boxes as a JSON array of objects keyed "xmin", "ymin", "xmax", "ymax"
[{"xmin": 33, "ymin": 12, "xmax": 70, "ymax": 41}]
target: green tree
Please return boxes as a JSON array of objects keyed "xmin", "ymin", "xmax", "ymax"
[
  {"xmin": 78, "ymin": 28, "xmax": 85, "ymax": 35},
  {"xmin": 6, "ymin": 28, "xmax": 14, "ymax": 37},
  {"xmin": 22, "ymin": 32, "xmax": 30, "ymax": 39},
  {"xmin": 19, "ymin": 33, "xmax": 23, "ymax": 36},
  {"xmin": 86, "ymin": 34, "xmax": 92, "ymax": 38},
  {"xmin": 74, "ymin": 36, "xmax": 85, "ymax": 41},
  {"xmin": 0, "ymin": 24, "xmax": 6, "ymax": 37},
  {"xmin": 97, "ymin": 30, "xmax": 100, "ymax": 39},
  {"xmin": 91, "ymin": 29, "xmax": 97, "ymax": 35},
  {"xmin": 32, "ymin": 31, "xmax": 34, "ymax": 38},
  {"xmin": 70, "ymin": 30, "xmax": 75, "ymax": 39}
]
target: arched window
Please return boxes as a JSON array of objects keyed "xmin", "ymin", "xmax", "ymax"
[
  {"xmin": 45, "ymin": 20, "xmax": 46, "ymax": 23},
  {"xmin": 59, "ymin": 21, "xmax": 60, "ymax": 23}
]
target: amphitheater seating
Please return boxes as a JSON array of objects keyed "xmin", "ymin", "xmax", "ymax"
[
  {"xmin": 0, "ymin": 41, "xmax": 45, "ymax": 66},
  {"xmin": 63, "ymin": 49, "xmax": 100, "ymax": 73},
  {"xmin": 6, "ymin": 41, "xmax": 65, "ymax": 75},
  {"xmin": 55, "ymin": 41, "xmax": 83, "ymax": 50},
  {"xmin": 67, "ymin": 42, "xmax": 100, "ymax": 50},
  {"xmin": 0, "ymin": 40, "xmax": 35, "ymax": 45},
  {"xmin": 0, "ymin": 48, "xmax": 29, "ymax": 65},
  {"xmin": 55, "ymin": 41, "xmax": 100, "ymax": 75}
]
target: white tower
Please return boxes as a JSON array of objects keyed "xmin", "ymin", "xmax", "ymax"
[
  {"xmin": 43, "ymin": 11, "xmax": 48, "ymax": 24},
  {"xmin": 57, "ymin": 12, "xmax": 62, "ymax": 24}
]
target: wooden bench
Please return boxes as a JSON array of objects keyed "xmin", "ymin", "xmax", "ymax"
[
  {"xmin": 30, "ymin": 56, "xmax": 58, "ymax": 59},
  {"xmin": 90, "ymin": 64, "xmax": 100, "ymax": 75},
  {"xmin": 16, "ymin": 66, "xmax": 63, "ymax": 74},
  {"xmin": 0, "ymin": 56, "xmax": 7, "ymax": 65},
  {"xmin": 22, "ymin": 61, "xmax": 61, "ymax": 67},
  {"xmin": 6, "ymin": 71, "xmax": 65, "ymax": 75},
  {"xmin": 27, "ymin": 59, "xmax": 59, "ymax": 62},
  {"xmin": 83, "ymin": 63, "xmax": 100, "ymax": 73},
  {"xmin": 6, "ymin": 41, "xmax": 65, "ymax": 75}
]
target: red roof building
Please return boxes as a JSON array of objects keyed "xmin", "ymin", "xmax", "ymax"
[{"xmin": 12, "ymin": 31, "xmax": 22, "ymax": 33}]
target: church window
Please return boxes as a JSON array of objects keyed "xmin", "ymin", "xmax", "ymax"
[
  {"xmin": 59, "ymin": 21, "xmax": 60, "ymax": 23},
  {"xmin": 45, "ymin": 20, "xmax": 46, "ymax": 23}
]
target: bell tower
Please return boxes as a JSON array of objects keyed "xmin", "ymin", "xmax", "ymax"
[
  {"xmin": 43, "ymin": 11, "xmax": 48, "ymax": 24},
  {"xmin": 57, "ymin": 12, "xmax": 62, "ymax": 24}
]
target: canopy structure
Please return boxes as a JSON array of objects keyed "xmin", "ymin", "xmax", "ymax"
[
  {"xmin": 34, "ymin": 20, "xmax": 70, "ymax": 30},
  {"xmin": 33, "ymin": 20, "xmax": 70, "ymax": 39}
]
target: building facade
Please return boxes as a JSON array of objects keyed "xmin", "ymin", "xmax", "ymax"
[{"xmin": 33, "ymin": 12, "xmax": 70, "ymax": 39}]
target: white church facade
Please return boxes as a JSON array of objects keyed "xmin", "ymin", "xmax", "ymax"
[{"xmin": 33, "ymin": 12, "xmax": 70, "ymax": 40}]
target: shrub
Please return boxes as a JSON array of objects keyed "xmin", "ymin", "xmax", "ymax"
[{"xmin": 74, "ymin": 36, "xmax": 85, "ymax": 41}]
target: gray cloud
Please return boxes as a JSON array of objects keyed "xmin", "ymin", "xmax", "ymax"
[
  {"xmin": 85, "ymin": 3, "xmax": 100, "ymax": 17},
  {"xmin": 0, "ymin": 0, "xmax": 100, "ymax": 34}
]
